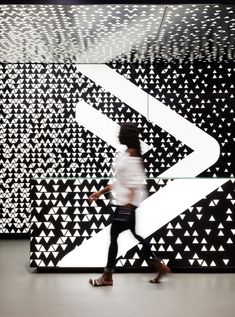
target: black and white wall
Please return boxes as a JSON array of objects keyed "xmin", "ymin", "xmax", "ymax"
[
  {"xmin": 30, "ymin": 177, "xmax": 235, "ymax": 270},
  {"xmin": 1, "ymin": 4, "xmax": 235, "ymax": 270}
]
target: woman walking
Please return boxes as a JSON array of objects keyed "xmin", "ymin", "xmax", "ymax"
[{"xmin": 88, "ymin": 123, "xmax": 171, "ymax": 286}]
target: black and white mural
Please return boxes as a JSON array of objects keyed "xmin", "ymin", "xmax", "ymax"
[
  {"xmin": 1, "ymin": 60, "xmax": 234, "ymax": 270},
  {"xmin": 1, "ymin": 4, "xmax": 235, "ymax": 270},
  {"xmin": 30, "ymin": 177, "xmax": 235, "ymax": 269}
]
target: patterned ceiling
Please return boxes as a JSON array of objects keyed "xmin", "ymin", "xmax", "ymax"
[{"xmin": 1, "ymin": 4, "xmax": 235, "ymax": 63}]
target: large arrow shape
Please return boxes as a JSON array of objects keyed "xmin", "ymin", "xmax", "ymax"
[
  {"xmin": 75, "ymin": 64, "xmax": 220, "ymax": 178},
  {"xmin": 58, "ymin": 65, "xmax": 227, "ymax": 268},
  {"xmin": 75, "ymin": 100, "xmax": 151, "ymax": 155}
]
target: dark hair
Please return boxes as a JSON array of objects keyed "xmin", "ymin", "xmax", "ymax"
[{"xmin": 119, "ymin": 123, "xmax": 142, "ymax": 157}]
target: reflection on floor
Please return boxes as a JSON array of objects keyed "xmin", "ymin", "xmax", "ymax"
[{"xmin": 0, "ymin": 240, "xmax": 235, "ymax": 317}]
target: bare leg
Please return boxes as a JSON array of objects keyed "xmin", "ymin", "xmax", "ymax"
[{"xmin": 150, "ymin": 260, "xmax": 171, "ymax": 283}]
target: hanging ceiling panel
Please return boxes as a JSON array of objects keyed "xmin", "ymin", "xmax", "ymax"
[{"xmin": 0, "ymin": 4, "xmax": 235, "ymax": 63}]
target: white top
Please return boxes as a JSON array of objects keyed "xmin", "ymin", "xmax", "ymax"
[{"xmin": 112, "ymin": 152, "xmax": 147, "ymax": 207}]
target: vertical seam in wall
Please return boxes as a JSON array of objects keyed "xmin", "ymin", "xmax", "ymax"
[
  {"xmin": 25, "ymin": 7, "xmax": 54, "ymax": 63},
  {"xmin": 154, "ymin": 5, "xmax": 168, "ymax": 44},
  {"xmin": 147, "ymin": 5, "xmax": 168, "ymax": 121},
  {"xmin": 147, "ymin": 92, "xmax": 149, "ymax": 121}
]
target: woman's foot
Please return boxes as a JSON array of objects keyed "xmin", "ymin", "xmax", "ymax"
[
  {"xmin": 89, "ymin": 276, "xmax": 113, "ymax": 287},
  {"xmin": 149, "ymin": 275, "xmax": 162, "ymax": 284},
  {"xmin": 89, "ymin": 271, "xmax": 113, "ymax": 287},
  {"xmin": 150, "ymin": 260, "xmax": 171, "ymax": 284}
]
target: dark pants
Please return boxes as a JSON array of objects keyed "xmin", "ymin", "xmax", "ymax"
[{"xmin": 105, "ymin": 205, "xmax": 159, "ymax": 272}]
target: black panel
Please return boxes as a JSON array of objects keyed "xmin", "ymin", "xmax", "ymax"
[{"xmin": 30, "ymin": 178, "xmax": 235, "ymax": 270}]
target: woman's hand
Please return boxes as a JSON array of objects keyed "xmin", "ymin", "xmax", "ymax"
[
  {"xmin": 88, "ymin": 191, "xmax": 101, "ymax": 203},
  {"xmin": 88, "ymin": 185, "xmax": 112, "ymax": 203}
]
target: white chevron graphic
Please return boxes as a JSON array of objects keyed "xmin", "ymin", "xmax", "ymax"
[
  {"xmin": 58, "ymin": 65, "xmax": 227, "ymax": 268},
  {"xmin": 75, "ymin": 100, "xmax": 151, "ymax": 155}
]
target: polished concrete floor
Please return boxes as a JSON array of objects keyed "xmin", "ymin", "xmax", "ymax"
[{"xmin": 0, "ymin": 240, "xmax": 235, "ymax": 317}]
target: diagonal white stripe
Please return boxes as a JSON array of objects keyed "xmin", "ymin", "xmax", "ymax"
[
  {"xmin": 75, "ymin": 100, "xmax": 150, "ymax": 155},
  {"xmin": 58, "ymin": 64, "xmax": 224, "ymax": 268}
]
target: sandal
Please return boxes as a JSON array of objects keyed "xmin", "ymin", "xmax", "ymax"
[
  {"xmin": 89, "ymin": 276, "xmax": 113, "ymax": 287},
  {"xmin": 149, "ymin": 273, "xmax": 163, "ymax": 284}
]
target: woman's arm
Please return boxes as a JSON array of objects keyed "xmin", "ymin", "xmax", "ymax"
[{"xmin": 88, "ymin": 184, "xmax": 112, "ymax": 202}]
